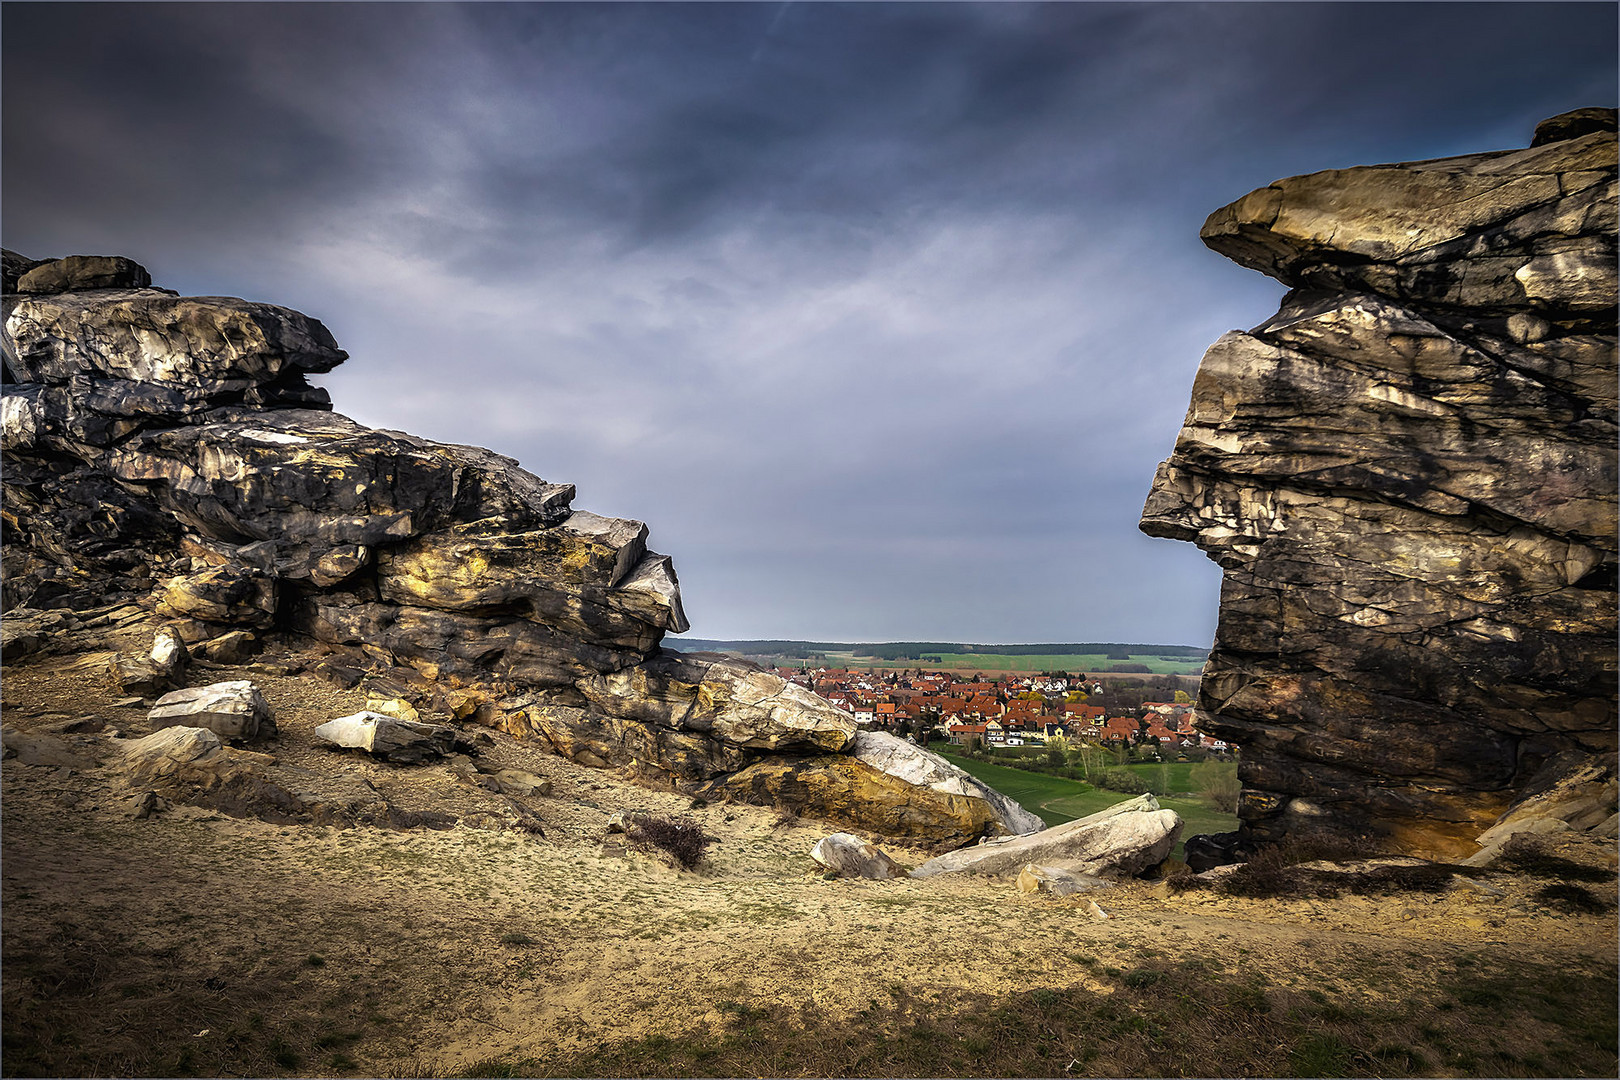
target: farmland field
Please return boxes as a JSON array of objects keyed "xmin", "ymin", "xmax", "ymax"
[{"xmin": 810, "ymin": 651, "xmax": 1206, "ymax": 675}]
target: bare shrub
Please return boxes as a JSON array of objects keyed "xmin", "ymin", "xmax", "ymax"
[
  {"xmin": 627, "ymin": 815, "xmax": 715, "ymax": 870},
  {"xmin": 1193, "ymin": 761, "xmax": 1241, "ymax": 813}
]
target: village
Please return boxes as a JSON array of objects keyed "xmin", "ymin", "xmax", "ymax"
[{"xmin": 769, "ymin": 665, "xmax": 1233, "ymax": 758}]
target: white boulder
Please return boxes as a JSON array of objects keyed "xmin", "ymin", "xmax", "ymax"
[
  {"xmin": 148, "ymin": 680, "xmax": 272, "ymax": 740},
  {"xmin": 315, "ymin": 711, "xmax": 458, "ymax": 763},
  {"xmin": 910, "ymin": 794, "xmax": 1181, "ymax": 879}
]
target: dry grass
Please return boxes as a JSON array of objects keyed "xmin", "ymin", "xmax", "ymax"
[
  {"xmin": 3, "ymin": 651, "xmax": 1617, "ymax": 1078},
  {"xmin": 454, "ymin": 951, "xmax": 1618, "ymax": 1078}
]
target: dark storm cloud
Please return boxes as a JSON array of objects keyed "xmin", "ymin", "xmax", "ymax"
[{"xmin": 4, "ymin": 2, "xmax": 1615, "ymax": 644}]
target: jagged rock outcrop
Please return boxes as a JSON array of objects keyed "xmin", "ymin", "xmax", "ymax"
[
  {"xmin": 1142, "ymin": 108, "xmax": 1619, "ymax": 858},
  {"xmin": 1, "ymin": 251, "xmax": 1032, "ymax": 844}
]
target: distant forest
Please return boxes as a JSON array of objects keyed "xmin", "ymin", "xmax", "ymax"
[{"xmin": 676, "ymin": 639, "xmax": 1208, "ymax": 661}]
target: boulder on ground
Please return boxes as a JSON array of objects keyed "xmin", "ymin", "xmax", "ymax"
[
  {"xmin": 120, "ymin": 725, "xmax": 230, "ymax": 773},
  {"xmin": 148, "ymin": 680, "xmax": 273, "ymax": 740},
  {"xmin": 112, "ymin": 653, "xmax": 177, "ymax": 697},
  {"xmin": 810, "ymin": 833, "xmax": 907, "ymax": 880},
  {"xmin": 198, "ymin": 630, "xmax": 258, "ymax": 664},
  {"xmin": 1016, "ymin": 864, "xmax": 1111, "ymax": 897},
  {"xmin": 909, "ymin": 795, "xmax": 1182, "ymax": 879},
  {"xmin": 314, "ymin": 711, "xmax": 459, "ymax": 763},
  {"xmin": 703, "ymin": 754, "xmax": 1006, "ymax": 847}
]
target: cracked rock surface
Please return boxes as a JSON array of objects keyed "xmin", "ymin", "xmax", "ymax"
[
  {"xmin": 1143, "ymin": 108, "xmax": 1619, "ymax": 857},
  {"xmin": 1, "ymin": 251, "xmax": 1030, "ymax": 845}
]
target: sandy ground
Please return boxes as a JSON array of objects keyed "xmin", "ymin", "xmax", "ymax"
[{"xmin": 2, "ymin": 645, "xmax": 1616, "ymax": 1077}]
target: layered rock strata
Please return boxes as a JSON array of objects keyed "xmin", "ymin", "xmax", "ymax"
[
  {"xmin": 2, "ymin": 254, "xmax": 1031, "ymax": 844},
  {"xmin": 1142, "ymin": 108, "xmax": 1619, "ymax": 857}
]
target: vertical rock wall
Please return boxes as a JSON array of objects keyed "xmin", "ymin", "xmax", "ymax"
[{"xmin": 1142, "ymin": 108, "xmax": 1618, "ymax": 857}]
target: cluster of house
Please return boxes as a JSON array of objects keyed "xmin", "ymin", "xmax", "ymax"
[{"xmin": 775, "ymin": 667, "xmax": 1232, "ymax": 753}]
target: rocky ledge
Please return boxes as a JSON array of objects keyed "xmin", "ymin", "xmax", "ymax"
[
  {"xmin": 1143, "ymin": 108, "xmax": 1619, "ymax": 858},
  {"xmin": 1, "ymin": 251, "xmax": 1037, "ymax": 846}
]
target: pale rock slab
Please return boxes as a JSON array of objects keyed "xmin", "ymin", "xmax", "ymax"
[
  {"xmin": 810, "ymin": 832, "xmax": 907, "ymax": 880},
  {"xmin": 315, "ymin": 711, "xmax": 458, "ymax": 763},
  {"xmin": 851, "ymin": 730, "xmax": 1045, "ymax": 836},
  {"xmin": 909, "ymin": 795, "xmax": 1182, "ymax": 880},
  {"xmin": 148, "ymin": 680, "xmax": 273, "ymax": 740}
]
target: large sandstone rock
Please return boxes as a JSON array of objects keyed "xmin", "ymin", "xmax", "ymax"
[
  {"xmin": 704, "ymin": 754, "xmax": 1020, "ymax": 847},
  {"xmin": 850, "ymin": 731, "xmax": 1045, "ymax": 835},
  {"xmin": 909, "ymin": 795, "xmax": 1182, "ymax": 879},
  {"xmin": 1143, "ymin": 109, "xmax": 1618, "ymax": 857},
  {"xmin": 0, "ymin": 254, "xmax": 1036, "ymax": 847},
  {"xmin": 576, "ymin": 652, "xmax": 856, "ymax": 754}
]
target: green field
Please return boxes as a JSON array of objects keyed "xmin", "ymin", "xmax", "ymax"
[
  {"xmin": 931, "ymin": 748, "xmax": 1237, "ymax": 852},
  {"xmin": 811, "ymin": 651, "xmax": 1205, "ymax": 675}
]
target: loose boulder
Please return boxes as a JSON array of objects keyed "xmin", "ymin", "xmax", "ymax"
[
  {"xmin": 150, "ymin": 624, "xmax": 189, "ymax": 675},
  {"xmin": 909, "ymin": 795, "xmax": 1182, "ymax": 880},
  {"xmin": 810, "ymin": 833, "xmax": 907, "ymax": 880},
  {"xmin": 147, "ymin": 680, "xmax": 273, "ymax": 740},
  {"xmin": 315, "ymin": 711, "xmax": 459, "ymax": 764}
]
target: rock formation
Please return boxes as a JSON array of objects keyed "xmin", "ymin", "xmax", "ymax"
[
  {"xmin": 1142, "ymin": 108, "xmax": 1618, "ymax": 858},
  {"xmin": 909, "ymin": 794, "xmax": 1181, "ymax": 879},
  {"xmin": 1, "ymin": 250, "xmax": 1033, "ymax": 845}
]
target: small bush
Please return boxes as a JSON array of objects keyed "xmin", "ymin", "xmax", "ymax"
[
  {"xmin": 1534, "ymin": 882, "xmax": 1614, "ymax": 914},
  {"xmin": 628, "ymin": 816, "xmax": 716, "ymax": 870},
  {"xmin": 1097, "ymin": 768, "xmax": 1149, "ymax": 794}
]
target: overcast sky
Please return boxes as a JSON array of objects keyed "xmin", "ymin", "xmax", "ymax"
[{"xmin": 4, "ymin": 2, "xmax": 1615, "ymax": 645}]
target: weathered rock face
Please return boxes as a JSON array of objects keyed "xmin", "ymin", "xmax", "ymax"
[
  {"xmin": 1142, "ymin": 109, "xmax": 1619, "ymax": 858},
  {"xmin": 1, "ymin": 251, "xmax": 1032, "ymax": 844}
]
